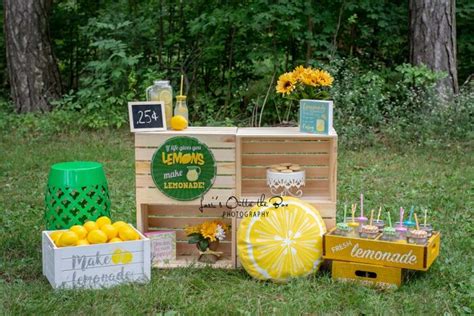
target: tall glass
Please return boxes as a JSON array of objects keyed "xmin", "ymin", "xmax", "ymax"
[{"xmin": 146, "ymin": 80, "xmax": 173, "ymax": 128}]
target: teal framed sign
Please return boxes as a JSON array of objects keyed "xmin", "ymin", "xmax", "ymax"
[{"xmin": 151, "ymin": 136, "xmax": 217, "ymax": 201}]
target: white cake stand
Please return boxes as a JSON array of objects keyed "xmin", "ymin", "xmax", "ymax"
[{"xmin": 266, "ymin": 169, "xmax": 305, "ymax": 197}]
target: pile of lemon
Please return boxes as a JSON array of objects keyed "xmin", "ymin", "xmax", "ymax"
[{"xmin": 49, "ymin": 216, "xmax": 140, "ymax": 247}]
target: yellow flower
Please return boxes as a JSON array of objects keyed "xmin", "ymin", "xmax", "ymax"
[
  {"xmin": 299, "ymin": 68, "xmax": 316, "ymax": 86},
  {"xmin": 312, "ymin": 69, "xmax": 334, "ymax": 87},
  {"xmin": 184, "ymin": 224, "xmax": 201, "ymax": 236},
  {"xmin": 276, "ymin": 72, "xmax": 297, "ymax": 95},
  {"xmin": 200, "ymin": 221, "xmax": 218, "ymax": 242},
  {"xmin": 291, "ymin": 65, "xmax": 307, "ymax": 81}
]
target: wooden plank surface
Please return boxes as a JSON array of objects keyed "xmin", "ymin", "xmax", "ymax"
[
  {"xmin": 136, "ymin": 133, "xmax": 236, "ymax": 148},
  {"xmin": 137, "ymin": 187, "xmax": 235, "ymax": 205},
  {"xmin": 136, "ymin": 147, "xmax": 235, "ymax": 162},
  {"xmin": 136, "ymin": 174, "xmax": 235, "ymax": 188},
  {"xmin": 153, "ymin": 256, "xmax": 234, "ymax": 269},
  {"xmin": 237, "ymin": 127, "xmax": 337, "ymax": 138},
  {"xmin": 136, "ymin": 127, "xmax": 237, "ymax": 136},
  {"xmin": 241, "ymin": 154, "xmax": 329, "ymax": 166},
  {"xmin": 136, "ymin": 161, "xmax": 235, "ymax": 175},
  {"xmin": 242, "ymin": 141, "xmax": 329, "ymax": 154},
  {"xmin": 241, "ymin": 166, "xmax": 329, "ymax": 178}
]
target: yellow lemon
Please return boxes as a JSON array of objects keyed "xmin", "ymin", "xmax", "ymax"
[
  {"xmin": 112, "ymin": 221, "xmax": 128, "ymax": 230},
  {"xmin": 122, "ymin": 251, "xmax": 133, "ymax": 264},
  {"xmin": 70, "ymin": 225, "xmax": 88, "ymax": 239},
  {"xmin": 96, "ymin": 216, "xmax": 112, "ymax": 228},
  {"xmin": 101, "ymin": 224, "xmax": 118, "ymax": 240},
  {"xmin": 87, "ymin": 229, "xmax": 108, "ymax": 244},
  {"xmin": 83, "ymin": 221, "xmax": 99, "ymax": 232},
  {"xmin": 109, "ymin": 237, "xmax": 123, "ymax": 243},
  {"xmin": 111, "ymin": 249, "xmax": 123, "ymax": 264},
  {"xmin": 49, "ymin": 231, "xmax": 64, "ymax": 245},
  {"xmin": 238, "ymin": 197, "xmax": 326, "ymax": 282},
  {"xmin": 76, "ymin": 239, "xmax": 90, "ymax": 246},
  {"xmin": 119, "ymin": 225, "xmax": 139, "ymax": 241},
  {"xmin": 57, "ymin": 231, "xmax": 79, "ymax": 247},
  {"xmin": 170, "ymin": 115, "xmax": 188, "ymax": 130}
]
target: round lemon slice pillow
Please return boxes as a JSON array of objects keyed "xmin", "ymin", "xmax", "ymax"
[{"xmin": 238, "ymin": 196, "xmax": 326, "ymax": 282}]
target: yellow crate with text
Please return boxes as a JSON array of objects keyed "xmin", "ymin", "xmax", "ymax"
[
  {"xmin": 332, "ymin": 260, "xmax": 402, "ymax": 288},
  {"xmin": 323, "ymin": 228, "xmax": 440, "ymax": 271}
]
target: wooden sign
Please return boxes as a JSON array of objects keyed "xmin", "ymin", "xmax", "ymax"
[
  {"xmin": 151, "ymin": 136, "xmax": 217, "ymax": 201},
  {"xmin": 144, "ymin": 231, "xmax": 176, "ymax": 264},
  {"xmin": 299, "ymin": 99, "xmax": 333, "ymax": 134},
  {"xmin": 128, "ymin": 101, "xmax": 167, "ymax": 132}
]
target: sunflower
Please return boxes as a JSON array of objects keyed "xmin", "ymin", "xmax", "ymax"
[
  {"xmin": 298, "ymin": 68, "xmax": 316, "ymax": 86},
  {"xmin": 291, "ymin": 65, "xmax": 307, "ymax": 81},
  {"xmin": 311, "ymin": 69, "xmax": 334, "ymax": 87},
  {"xmin": 276, "ymin": 72, "xmax": 297, "ymax": 95},
  {"xmin": 184, "ymin": 224, "xmax": 201, "ymax": 236},
  {"xmin": 200, "ymin": 221, "xmax": 218, "ymax": 242}
]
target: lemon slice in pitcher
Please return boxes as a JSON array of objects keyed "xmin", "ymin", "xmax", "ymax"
[
  {"xmin": 237, "ymin": 197, "xmax": 326, "ymax": 282},
  {"xmin": 159, "ymin": 90, "xmax": 172, "ymax": 104}
]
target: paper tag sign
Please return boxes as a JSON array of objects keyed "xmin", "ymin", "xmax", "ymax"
[
  {"xmin": 145, "ymin": 231, "xmax": 176, "ymax": 264},
  {"xmin": 128, "ymin": 101, "xmax": 167, "ymax": 132},
  {"xmin": 299, "ymin": 99, "xmax": 333, "ymax": 135},
  {"xmin": 151, "ymin": 136, "xmax": 216, "ymax": 201}
]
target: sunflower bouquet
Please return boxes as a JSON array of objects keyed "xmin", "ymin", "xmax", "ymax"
[
  {"xmin": 276, "ymin": 65, "xmax": 334, "ymax": 100},
  {"xmin": 185, "ymin": 220, "xmax": 229, "ymax": 252}
]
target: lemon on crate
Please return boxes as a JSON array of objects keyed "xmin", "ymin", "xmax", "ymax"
[
  {"xmin": 77, "ymin": 239, "xmax": 90, "ymax": 246},
  {"xmin": 112, "ymin": 221, "xmax": 127, "ymax": 230},
  {"xmin": 87, "ymin": 229, "xmax": 108, "ymax": 244},
  {"xmin": 118, "ymin": 225, "xmax": 139, "ymax": 241},
  {"xmin": 70, "ymin": 225, "xmax": 88, "ymax": 239},
  {"xmin": 170, "ymin": 115, "xmax": 188, "ymax": 130},
  {"xmin": 49, "ymin": 231, "xmax": 64, "ymax": 244},
  {"xmin": 83, "ymin": 221, "xmax": 99, "ymax": 232},
  {"xmin": 96, "ymin": 216, "xmax": 112, "ymax": 228},
  {"xmin": 57, "ymin": 231, "xmax": 79, "ymax": 247},
  {"xmin": 109, "ymin": 237, "xmax": 123, "ymax": 243},
  {"xmin": 101, "ymin": 224, "xmax": 118, "ymax": 240}
]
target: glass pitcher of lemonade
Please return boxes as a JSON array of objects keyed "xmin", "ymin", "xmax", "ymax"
[{"xmin": 146, "ymin": 80, "xmax": 173, "ymax": 128}]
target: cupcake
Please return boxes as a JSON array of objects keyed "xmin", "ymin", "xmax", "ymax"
[
  {"xmin": 381, "ymin": 227, "xmax": 397, "ymax": 241},
  {"xmin": 334, "ymin": 223, "xmax": 351, "ymax": 236},
  {"xmin": 408, "ymin": 229, "xmax": 428, "ymax": 245},
  {"xmin": 359, "ymin": 225, "xmax": 379, "ymax": 239}
]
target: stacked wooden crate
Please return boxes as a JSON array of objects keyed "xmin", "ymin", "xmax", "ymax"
[{"xmin": 134, "ymin": 127, "xmax": 338, "ymax": 268}]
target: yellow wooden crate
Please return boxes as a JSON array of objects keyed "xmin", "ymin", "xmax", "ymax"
[
  {"xmin": 332, "ymin": 260, "xmax": 402, "ymax": 288},
  {"xmin": 323, "ymin": 228, "xmax": 440, "ymax": 271}
]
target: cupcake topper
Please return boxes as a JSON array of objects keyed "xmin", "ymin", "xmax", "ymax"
[
  {"xmin": 377, "ymin": 206, "xmax": 382, "ymax": 222},
  {"xmin": 387, "ymin": 212, "xmax": 392, "ymax": 227},
  {"xmin": 414, "ymin": 213, "xmax": 420, "ymax": 230},
  {"xmin": 360, "ymin": 193, "xmax": 364, "ymax": 218},
  {"xmin": 351, "ymin": 204, "xmax": 356, "ymax": 223},
  {"xmin": 343, "ymin": 203, "xmax": 347, "ymax": 223},
  {"xmin": 424, "ymin": 209, "xmax": 428, "ymax": 226},
  {"xmin": 398, "ymin": 207, "xmax": 404, "ymax": 227},
  {"xmin": 369, "ymin": 209, "xmax": 374, "ymax": 226},
  {"xmin": 408, "ymin": 206, "xmax": 415, "ymax": 221}
]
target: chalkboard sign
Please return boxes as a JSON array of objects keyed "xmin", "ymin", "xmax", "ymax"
[{"xmin": 128, "ymin": 101, "xmax": 167, "ymax": 132}]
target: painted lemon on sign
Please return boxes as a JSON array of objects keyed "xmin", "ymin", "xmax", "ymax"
[
  {"xmin": 112, "ymin": 248, "xmax": 134, "ymax": 264},
  {"xmin": 237, "ymin": 197, "xmax": 326, "ymax": 282}
]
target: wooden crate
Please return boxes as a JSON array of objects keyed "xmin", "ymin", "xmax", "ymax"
[
  {"xmin": 135, "ymin": 127, "xmax": 238, "ymax": 268},
  {"xmin": 237, "ymin": 127, "xmax": 337, "ymax": 229},
  {"xmin": 332, "ymin": 260, "xmax": 402, "ymax": 288},
  {"xmin": 42, "ymin": 227, "xmax": 151, "ymax": 289},
  {"xmin": 323, "ymin": 228, "xmax": 440, "ymax": 271},
  {"xmin": 135, "ymin": 127, "xmax": 338, "ymax": 269}
]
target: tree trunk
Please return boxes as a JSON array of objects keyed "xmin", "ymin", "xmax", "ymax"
[
  {"xmin": 3, "ymin": 0, "xmax": 62, "ymax": 113},
  {"xmin": 409, "ymin": 0, "xmax": 458, "ymax": 97}
]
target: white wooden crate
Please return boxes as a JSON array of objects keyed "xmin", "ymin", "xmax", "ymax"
[{"xmin": 42, "ymin": 227, "xmax": 151, "ymax": 289}]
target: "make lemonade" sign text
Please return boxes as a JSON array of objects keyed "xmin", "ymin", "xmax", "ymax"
[{"xmin": 151, "ymin": 136, "xmax": 217, "ymax": 201}]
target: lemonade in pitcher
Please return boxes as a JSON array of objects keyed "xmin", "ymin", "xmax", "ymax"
[{"xmin": 146, "ymin": 80, "xmax": 173, "ymax": 128}]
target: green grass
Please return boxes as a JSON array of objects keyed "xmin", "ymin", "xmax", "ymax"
[{"xmin": 1, "ymin": 129, "xmax": 473, "ymax": 315}]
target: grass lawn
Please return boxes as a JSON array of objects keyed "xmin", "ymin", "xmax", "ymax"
[{"xmin": 0, "ymin": 129, "xmax": 472, "ymax": 315}]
